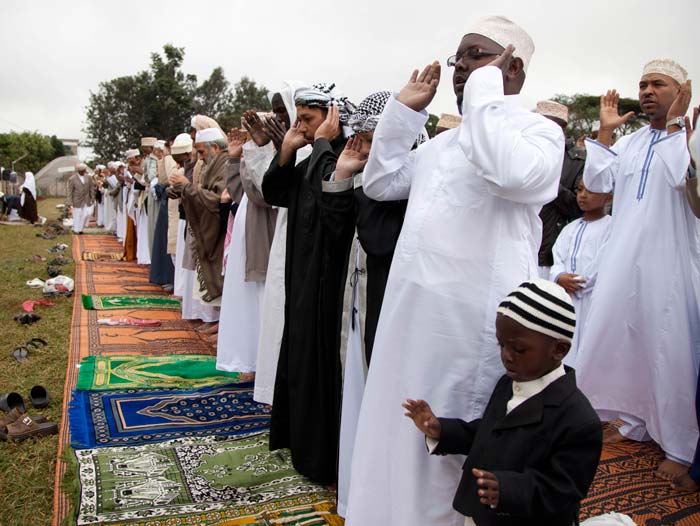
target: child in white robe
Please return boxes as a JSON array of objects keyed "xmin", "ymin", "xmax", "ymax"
[{"xmin": 550, "ymin": 180, "xmax": 611, "ymax": 366}]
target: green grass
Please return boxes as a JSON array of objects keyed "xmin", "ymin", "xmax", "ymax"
[{"xmin": 0, "ymin": 198, "xmax": 75, "ymax": 526}]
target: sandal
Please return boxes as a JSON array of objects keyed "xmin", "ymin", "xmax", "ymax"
[
  {"xmin": 29, "ymin": 386, "xmax": 49, "ymax": 409},
  {"xmin": 6, "ymin": 414, "xmax": 58, "ymax": 441},
  {"xmin": 27, "ymin": 338, "xmax": 48, "ymax": 349},
  {"xmin": 0, "ymin": 408, "xmax": 47, "ymax": 440},
  {"xmin": 9, "ymin": 346, "xmax": 28, "ymax": 363},
  {"xmin": 0, "ymin": 392, "xmax": 26, "ymax": 413},
  {"xmin": 13, "ymin": 313, "xmax": 41, "ymax": 325}
]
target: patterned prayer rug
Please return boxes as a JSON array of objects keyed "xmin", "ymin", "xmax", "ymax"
[
  {"xmin": 82, "ymin": 294, "xmax": 181, "ymax": 310},
  {"xmin": 581, "ymin": 440, "xmax": 700, "ymax": 525},
  {"xmin": 69, "ymin": 384, "xmax": 271, "ymax": 447},
  {"xmin": 76, "ymin": 355, "xmax": 244, "ymax": 391},
  {"xmin": 82, "ymin": 251, "xmax": 125, "ymax": 262},
  {"xmin": 74, "ymin": 432, "xmax": 337, "ymax": 525}
]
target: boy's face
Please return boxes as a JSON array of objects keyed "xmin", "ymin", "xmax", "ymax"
[
  {"xmin": 495, "ymin": 313, "xmax": 569, "ymax": 382},
  {"xmin": 576, "ymin": 180, "xmax": 611, "ymax": 212},
  {"xmin": 296, "ymin": 106, "xmax": 327, "ymax": 143}
]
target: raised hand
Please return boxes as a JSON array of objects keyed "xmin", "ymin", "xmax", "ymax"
[
  {"xmin": 488, "ymin": 44, "xmax": 515, "ymax": 73},
  {"xmin": 335, "ymin": 136, "xmax": 368, "ymax": 181},
  {"xmin": 668, "ymin": 80, "xmax": 693, "ymax": 124},
  {"xmin": 242, "ymin": 110, "xmax": 271, "ymax": 147},
  {"xmin": 402, "ymin": 399, "xmax": 442, "ymax": 440},
  {"xmin": 599, "ymin": 90, "xmax": 635, "ymax": 132},
  {"xmin": 315, "ymin": 105, "xmax": 341, "ymax": 141},
  {"xmin": 686, "ymin": 106, "xmax": 699, "ymax": 168},
  {"xmin": 227, "ymin": 128, "xmax": 246, "ymax": 158},
  {"xmin": 278, "ymin": 120, "xmax": 309, "ymax": 166},
  {"xmin": 472, "ymin": 469, "xmax": 500, "ymax": 509},
  {"xmin": 264, "ymin": 116, "xmax": 288, "ymax": 151},
  {"xmin": 397, "ymin": 61, "xmax": 441, "ymax": 112}
]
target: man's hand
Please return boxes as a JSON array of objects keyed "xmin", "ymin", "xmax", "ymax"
[
  {"xmin": 278, "ymin": 120, "xmax": 309, "ymax": 166},
  {"xmin": 264, "ymin": 116, "xmax": 288, "ymax": 151},
  {"xmin": 227, "ymin": 128, "xmax": 245, "ymax": 158},
  {"xmin": 685, "ymin": 106, "xmax": 699, "ymax": 169},
  {"xmin": 488, "ymin": 44, "xmax": 515, "ymax": 73},
  {"xmin": 242, "ymin": 110, "xmax": 271, "ymax": 147},
  {"xmin": 168, "ymin": 168, "xmax": 188, "ymax": 192},
  {"xmin": 556, "ymin": 273, "xmax": 585, "ymax": 293},
  {"xmin": 335, "ymin": 136, "xmax": 367, "ymax": 181},
  {"xmin": 315, "ymin": 105, "xmax": 341, "ymax": 142},
  {"xmin": 397, "ymin": 61, "xmax": 441, "ymax": 112},
  {"xmin": 472, "ymin": 469, "xmax": 499, "ymax": 509},
  {"xmin": 220, "ymin": 188, "xmax": 232, "ymax": 204},
  {"xmin": 598, "ymin": 90, "xmax": 635, "ymax": 146},
  {"xmin": 402, "ymin": 399, "xmax": 442, "ymax": 440},
  {"xmin": 668, "ymin": 80, "xmax": 693, "ymax": 125}
]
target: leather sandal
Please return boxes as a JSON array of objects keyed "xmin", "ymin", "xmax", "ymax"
[
  {"xmin": 6, "ymin": 414, "xmax": 58, "ymax": 441},
  {"xmin": 29, "ymin": 386, "xmax": 49, "ymax": 409},
  {"xmin": 28, "ymin": 338, "xmax": 48, "ymax": 348},
  {"xmin": 0, "ymin": 408, "xmax": 46, "ymax": 440},
  {"xmin": 0, "ymin": 392, "xmax": 26, "ymax": 413}
]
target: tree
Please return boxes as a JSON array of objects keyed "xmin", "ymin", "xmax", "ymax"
[
  {"xmin": 551, "ymin": 94, "xmax": 648, "ymax": 139},
  {"xmin": 50, "ymin": 135, "xmax": 69, "ymax": 158},
  {"xmin": 217, "ymin": 76, "xmax": 271, "ymax": 131},
  {"xmin": 0, "ymin": 132, "xmax": 56, "ymax": 173},
  {"xmin": 194, "ymin": 67, "xmax": 235, "ymax": 122}
]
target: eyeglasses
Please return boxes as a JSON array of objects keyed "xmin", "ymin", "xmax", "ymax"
[{"xmin": 447, "ymin": 48, "xmax": 501, "ymax": 67}]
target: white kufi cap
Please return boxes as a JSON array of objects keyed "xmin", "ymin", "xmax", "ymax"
[
  {"xmin": 642, "ymin": 59, "xmax": 688, "ymax": 85},
  {"xmin": 536, "ymin": 100, "xmax": 569, "ymax": 124},
  {"xmin": 124, "ymin": 149, "xmax": 140, "ymax": 160},
  {"xmin": 195, "ymin": 127, "xmax": 225, "ymax": 144},
  {"xmin": 466, "ymin": 15, "xmax": 535, "ymax": 73},
  {"xmin": 171, "ymin": 133, "xmax": 193, "ymax": 154}
]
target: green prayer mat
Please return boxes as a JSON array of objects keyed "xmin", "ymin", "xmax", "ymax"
[
  {"xmin": 76, "ymin": 355, "xmax": 242, "ymax": 391},
  {"xmin": 75, "ymin": 432, "xmax": 336, "ymax": 525},
  {"xmin": 82, "ymin": 294, "xmax": 181, "ymax": 310}
]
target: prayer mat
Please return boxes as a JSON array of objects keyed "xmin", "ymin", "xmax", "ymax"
[
  {"xmin": 82, "ymin": 251, "xmax": 125, "ymax": 262},
  {"xmin": 581, "ymin": 439, "xmax": 700, "ymax": 525},
  {"xmin": 81, "ymin": 294, "xmax": 181, "ymax": 310},
  {"xmin": 74, "ymin": 432, "xmax": 337, "ymax": 525},
  {"xmin": 76, "ymin": 355, "xmax": 243, "ymax": 391},
  {"xmin": 69, "ymin": 384, "xmax": 271, "ymax": 447}
]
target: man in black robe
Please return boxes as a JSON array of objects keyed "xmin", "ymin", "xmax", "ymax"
[{"xmin": 262, "ymin": 84, "xmax": 356, "ymax": 484}]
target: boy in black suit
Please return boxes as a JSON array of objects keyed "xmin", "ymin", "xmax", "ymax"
[{"xmin": 404, "ymin": 279, "xmax": 602, "ymax": 526}]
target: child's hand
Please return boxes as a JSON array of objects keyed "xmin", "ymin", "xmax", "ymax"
[
  {"xmin": 402, "ymin": 399, "xmax": 442, "ymax": 439},
  {"xmin": 472, "ymin": 468, "xmax": 499, "ymax": 509}
]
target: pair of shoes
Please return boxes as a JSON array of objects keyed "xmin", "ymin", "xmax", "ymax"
[
  {"xmin": 0, "ymin": 408, "xmax": 51, "ymax": 440},
  {"xmin": 13, "ymin": 313, "xmax": 41, "ymax": 325},
  {"xmin": 10, "ymin": 338, "xmax": 49, "ymax": 361},
  {"xmin": 0, "ymin": 387, "xmax": 50, "ymax": 412},
  {"xmin": 49, "ymin": 256, "xmax": 70, "ymax": 266},
  {"xmin": 162, "ymin": 284, "xmax": 174, "ymax": 292},
  {"xmin": 46, "ymin": 265, "xmax": 60, "ymax": 277}
]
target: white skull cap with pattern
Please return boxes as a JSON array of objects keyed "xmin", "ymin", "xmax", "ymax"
[
  {"xmin": 194, "ymin": 127, "xmax": 225, "ymax": 144},
  {"xmin": 75, "ymin": 162, "xmax": 88, "ymax": 171},
  {"xmin": 642, "ymin": 59, "xmax": 688, "ymax": 85},
  {"xmin": 140, "ymin": 137, "xmax": 157, "ymax": 147},
  {"xmin": 465, "ymin": 15, "xmax": 535, "ymax": 73},
  {"xmin": 171, "ymin": 133, "xmax": 193, "ymax": 154},
  {"xmin": 535, "ymin": 100, "xmax": 569, "ymax": 124},
  {"xmin": 124, "ymin": 149, "xmax": 140, "ymax": 160}
]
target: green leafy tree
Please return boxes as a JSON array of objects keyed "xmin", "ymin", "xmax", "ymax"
[
  {"xmin": 217, "ymin": 76, "xmax": 271, "ymax": 131},
  {"xmin": 194, "ymin": 67, "xmax": 235, "ymax": 122},
  {"xmin": 0, "ymin": 132, "xmax": 56, "ymax": 173},
  {"xmin": 49, "ymin": 135, "xmax": 69, "ymax": 158},
  {"xmin": 551, "ymin": 94, "xmax": 648, "ymax": 139}
]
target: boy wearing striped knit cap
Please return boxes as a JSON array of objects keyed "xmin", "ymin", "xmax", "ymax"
[{"xmin": 404, "ymin": 280, "xmax": 602, "ymax": 526}]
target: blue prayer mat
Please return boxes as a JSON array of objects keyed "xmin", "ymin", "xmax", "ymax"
[{"xmin": 69, "ymin": 383, "xmax": 271, "ymax": 448}]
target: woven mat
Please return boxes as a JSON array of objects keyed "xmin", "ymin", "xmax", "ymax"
[
  {"xmin": 82, "ymin": 294, "xmax": 181, "ymax": 310},
  {"xmin": 82, "ymin": 251, "xmax": 125, "ymax": 262}
]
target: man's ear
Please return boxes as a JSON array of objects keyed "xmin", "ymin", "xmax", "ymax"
[
  {"xmin": 554, "ymin": 340, "xmax": 570, "ymax": 362},
  {"xmin": 506, "ymin": 57, "xmax": 524, "ymax": 81}
]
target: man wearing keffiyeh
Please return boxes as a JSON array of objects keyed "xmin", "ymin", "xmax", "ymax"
[{"xmin": 262, "ymin": 81, "xmax": 357, "ymax": 485}]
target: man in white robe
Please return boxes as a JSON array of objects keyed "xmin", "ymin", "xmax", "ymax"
[
  {"xmin": 103, "ymin": 162, "xmax": 118, "ymax": 233},
  {"xmin": 575, "ymin": 59, "xmax": 699, "ymax": 480},
  {"xmin": 345, "ymin": 16, "xmax": 564, "ymax": 526}
]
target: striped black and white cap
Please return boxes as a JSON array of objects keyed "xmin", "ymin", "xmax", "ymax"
[{"xmin": 497, "ymin": 279, "xmax": 576, "ymax": 342}]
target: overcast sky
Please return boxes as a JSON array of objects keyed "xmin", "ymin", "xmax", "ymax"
[{"xmin": 1, "ymin": 0, "xmax": 698, "ymax": 142}]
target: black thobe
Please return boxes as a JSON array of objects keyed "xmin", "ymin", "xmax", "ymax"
[
  {"xmin": 354, "ymin": 186, "xmax": 407, "ymax": 364},
  {"xmin": 262, "ymin": 136, "xmax": 355, "ymax": 484},
  {"xmin": 149, "ymin": 184, "xmax": 175, "ymax": 285}
]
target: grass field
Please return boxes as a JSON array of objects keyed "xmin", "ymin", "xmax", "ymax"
[{"xmin": 0, "ymin": 198, "xmax": 75, "ymax": 526}]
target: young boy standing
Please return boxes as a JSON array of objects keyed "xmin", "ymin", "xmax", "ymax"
[
  {"xmin": 550, "ymin": 180, "xmax": 612, "ymax": 366},
  {"xmin": 404, "ymin": 279, "xmax": 602, "ymax": 526}
]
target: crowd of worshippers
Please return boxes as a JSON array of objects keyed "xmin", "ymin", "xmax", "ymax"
[{"xmin": 68, "ymin": 14, "xmax": 700, "ymax": 526}]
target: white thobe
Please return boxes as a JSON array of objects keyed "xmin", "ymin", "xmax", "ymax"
[
  {"xmin": 135, "ymin": 191, "xmax": 151, "ymax": 265},
  {"xmin": 550, "ymin": 215, "xmax": 612, "ymax": 366},
  {"xmin": 344, "ymin": 66, "xmax": 564, "ymax": 526},
  {"xmin": 216, "ymin": 195, "xmax": 265, "ymax": 372},
  {"xmin": 116, "ymin": 186, "xmax": 127, "ymax": 242},
  {"xmin": 576, "ymin": 130, "xmax": 700, "ymax": 462}
]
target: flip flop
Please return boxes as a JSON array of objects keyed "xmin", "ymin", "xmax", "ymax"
[
  {"xmin": 0, "ymin": 392, "xmax": 26, "ymax": 413},
  {"xmin": 25, "ymin": 278, "xmax": 45, "ymax": 288},
  {"xmin": 29, "ymin": 386, "xmax": 49, "ymax": 409},
  {"xmin": 9, "ymin": 346, "xmax": 28, "ymax": 363},
  {"xmin": 27, "ymin": 338, "xmax": 48, "ymax": 348}
]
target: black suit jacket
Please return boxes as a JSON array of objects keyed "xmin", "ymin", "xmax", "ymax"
[{"xmin": 433, "ymin": 368, "xmax": 602, "ymax": 526}]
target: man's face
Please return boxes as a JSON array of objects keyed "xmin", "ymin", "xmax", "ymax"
[
  {"xmin": 154, "ymin": 148, "xmax": 164, "ymax": 160},
  {"xmin": 296, "ymin": 106, "xmax": 327, "ymax": 143},
  {"xmin": 172, "ymin": 152, "xmax": 189, "ymax": 165},
  {"xmin": 495, "ymin": 313, "xmax": 567, "ymax": 383},
  {"xmin": 639, "ymin": 73, "xmax": 679, "ymax": 121},
  {"xmin": 452, "ymin": 34, "xmax": 504, "ymax": 110},
  {"xmin": 78, "ymin": 169, "xmax": 86, "ymax": 176},
  {"xmin": 195, "ymin": 143, "xmax": 207, "ymax": 159},
  {"xmin": 271, "ymin": 93, "xmax": 291, "ymax": 129},
  {"xmin": 142, "ymin": 146, "xmax": 153, "ymax": 156}
]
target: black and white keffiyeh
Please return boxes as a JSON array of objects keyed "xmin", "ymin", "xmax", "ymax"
[
  {"xmin": 348, "ymin": 91, "xmax": 391, "ymax": 133},
  {"xmin": 294, "ymin": 82, "xmax": 357, "ymax": 125}
]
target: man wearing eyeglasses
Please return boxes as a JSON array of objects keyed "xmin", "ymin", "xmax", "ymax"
[{"xmin": 344, "ymin": 16, "xmax": 565, "ymax": 526}]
